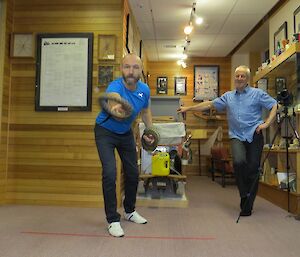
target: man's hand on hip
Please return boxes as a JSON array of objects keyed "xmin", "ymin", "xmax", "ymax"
[{"xmin": 256, "ymin": 122, "xmax": 269, "ymax": 134}]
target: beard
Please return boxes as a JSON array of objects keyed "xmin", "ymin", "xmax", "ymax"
[{"xmin": 123, "ymin": 74, "xmax": 140, "ymax": 86}]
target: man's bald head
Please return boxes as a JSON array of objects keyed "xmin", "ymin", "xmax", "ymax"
[{"xmin": 122, "ymin": 53, "xmax": 143, "ymax": 68}]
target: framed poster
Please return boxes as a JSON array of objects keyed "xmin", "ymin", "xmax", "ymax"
[
  {"xmin": 35, "ymin": 33, "xmax": 93, "ymax": 111},
  {"xmin": 98, "ymin": 35, "xmax": 116, "ymax": 61},
  {"xmin": 174, "ymin": 77, "xmax": 187, "ymax": 95},
  {"xmin": 98, "ymin": 66, "xmax": 113, "ymax": 87},
  {"xmin": 194, "ymin": 65, "xmax": 219, "ymax": 101},
  {"xmin": 157, "ymin": 77, "xmax": 168, "ymax": 94},
  {"xmin": 274, "ymin": 21, "xmax": 287, "ymax": 54}
]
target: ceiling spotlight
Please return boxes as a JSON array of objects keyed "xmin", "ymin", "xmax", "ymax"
[
  {"xmin": 181, "ymin": 53, "xmax": 188, "ymax": 60},
  {"xmin": 184, "ymin": 25, "xmax": 193, "ymax": 35},
  {"xmin": 177, "ymin": 60, "xmax": 183, "ymax": 65},
  {"xmin": 185, "ymin": 36, "xmax": 191, "ymax": 45},
  {"xmin": 181, "ymin": 62, "xmax": 187, "ymax": 68},
  {"xmin": 195, "ymin": 16, "xmax": 203, "ymax": 25}
]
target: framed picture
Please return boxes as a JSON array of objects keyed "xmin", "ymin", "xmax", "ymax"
[
  {"xmin": 257, "ymin": 78, "xmax": 268, "ymax": 92},
  {"xmin": 274, "ymin": 21, "xmax": 287, "ymax": 54},
  {"xmin": 174, "ymin": 77, "xmax": 187, "ymax": 95},
  {"xmin": 275, "ymin": 77, "xmax": 286, "ymax": 95},
  {"xmin": 98, "ymin": 35, "xmax": 116, "ymax": 61},
  {"xmin": 194, "ymin": 65, "xmax": 219, "ymax": 101},
  {"xmin": 157, "ymin": 77, "xmax": 168, "ymax": 94},
  {"xmin": 125, "ymin": 14, "xmax": 133, "ymax": 53},
  {"xmin": 294, "ymin": 5, "xmax": 300, "ymax": 33},
  {"xmin": 98, "ymin": 65, "xmax": 113, "ymax": 87}
]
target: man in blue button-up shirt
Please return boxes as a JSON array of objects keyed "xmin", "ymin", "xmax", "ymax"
[{"xmin": 178, "ymin": 65, "xmax": 277, "ymax": 216}]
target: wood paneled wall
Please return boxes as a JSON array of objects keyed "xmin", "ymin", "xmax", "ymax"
[
  {"xmin": 2, "ymin": 0, "xmax": 228, "ymax": 206},
  {"xmin": 0, "ymin": 0, "xmax": 13, "ymax": 204},
  {"xmin": 147, "ymin": 58, "xmax": 231, "ymax": 175},
  {"xmin": 122, "ymin": 0, "xmax": 146, "ymax": 69},
  {"xmin": 6, "ymin": 0, "xmax": 126, "ymax": 207}
]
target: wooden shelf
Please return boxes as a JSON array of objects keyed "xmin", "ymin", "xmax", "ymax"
[
  {"xmin": 261, "ymin": 150, "xmax": 300, "ymax": 195},
  {"xmin": 263, "ymin": 148, "xmax": 300, "ymax": 153},
  {"xmin": 258, "ymin": 181, "xmax": 300, "ymax": 214},
  {"xmin": 253, "ymin": 42, "xmax": 300, "ymax": 83},
  {"xmin": 139, "ymin": 174, "xmax": 187, "ymax": 180}
]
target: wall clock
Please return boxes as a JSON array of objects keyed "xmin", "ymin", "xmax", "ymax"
[{"xmin": 10, "ymin": 33, "xmax": 34, "ymax": 58}]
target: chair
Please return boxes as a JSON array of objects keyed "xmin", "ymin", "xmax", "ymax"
[{"xmin": 210, "ymin": 145, "xmax": 235, "ymax": 187}]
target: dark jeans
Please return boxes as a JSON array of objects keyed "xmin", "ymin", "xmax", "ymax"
[
  {"xmin": 231, "ymin": 132, "xmax": 264, "ymax": 212},
  {"xmin": 94, "ymin": 124, "xmax": 139, "ymax": 223}
]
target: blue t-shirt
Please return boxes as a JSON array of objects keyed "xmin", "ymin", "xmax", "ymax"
[
  {"xmin": 96, "ymin": 77, "xmax": 150, "ymax": 134},
  {"xmin": 212, "ymin": 86, "xmax": 277, "ymax": 143}
]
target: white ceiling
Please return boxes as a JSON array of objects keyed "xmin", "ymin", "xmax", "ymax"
[{"xmin": 128, "ymin": 0, "xmax": 280, "ymax": 61}]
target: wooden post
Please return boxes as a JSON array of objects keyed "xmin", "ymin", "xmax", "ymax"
[{"xmin": 190, "ymin": 129, "xmax": 207, "ymax": 175}]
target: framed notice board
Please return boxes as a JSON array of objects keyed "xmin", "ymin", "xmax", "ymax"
[{"xmin": 35, "ymin": 33, "xmax": 93, "ymax": 111}]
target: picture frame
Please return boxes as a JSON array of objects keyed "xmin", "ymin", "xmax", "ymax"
[
  {"xmin": 294, "ymin": 5, "xmax": 300, "ymax": 33},
  {"xmin": 275, "ymin": 77, "xmax": 286, "ymax": 95},
  {"xmin": 98, "ymin": 65, "xmax": 113, "ymax": 87},
  {"xmin": 273, "ymin": 21, "xmax": 287, "ymax": 54},
  {"xmin": 156, "ymin": 77, "xmax": 168, "ymax": 94},
  {"xmin": 35, "ymin": 33, "xmax": 93, "ymax": 112},
  {"xmin": 174, "ymin": 77, "xmax": 187, "ymax": 95},
  {"xmin": 98, "ymin": 35, "xmax": 116, "ymax": 61},
  {"xmin": 194, "ymin": 65, "xmax": 219, "ymax": 101}
]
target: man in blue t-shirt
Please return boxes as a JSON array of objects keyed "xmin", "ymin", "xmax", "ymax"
[
  {"xmin": 95, "ymin": 54, "xmax": 153, "ymax": 237},
  {"xmin": 178, "ymin": 65, "xmax": 277, "ymax": 217}
]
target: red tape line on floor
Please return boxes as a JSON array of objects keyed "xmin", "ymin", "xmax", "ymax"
[{"xmin": 21, "ymin": 231, "xmax": 216, "ymax": 241}]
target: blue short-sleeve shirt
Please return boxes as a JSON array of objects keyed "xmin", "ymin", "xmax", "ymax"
[
  {"xmin": 212, "ymin": 85, "xmax": 277, "ymax": 142},
  {"xmin": 96, "ymin": 77, "xmax": 150, "ymax": 134}
]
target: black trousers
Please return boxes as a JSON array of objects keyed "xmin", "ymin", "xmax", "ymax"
[
  {"xmin": 94, "ymin": 124, "xmax": 139, "ymax": 223},
  {"xmin": 231, "ymin": 132, "xmax": 264, "ymax": 212}
]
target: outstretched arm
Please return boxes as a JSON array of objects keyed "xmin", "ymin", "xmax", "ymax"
[{"xmin": 177, "ymin": 100, "xmax": 214, "ymax": 113}]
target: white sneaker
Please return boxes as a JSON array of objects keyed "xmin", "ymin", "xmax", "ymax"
[
  {"xmin": 107, "ymin": 222, "xmax": 124, "ymax": 237},
  {"xmin": 124, "ymin": 211, "xmax": 147, "ymax": 224}
]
